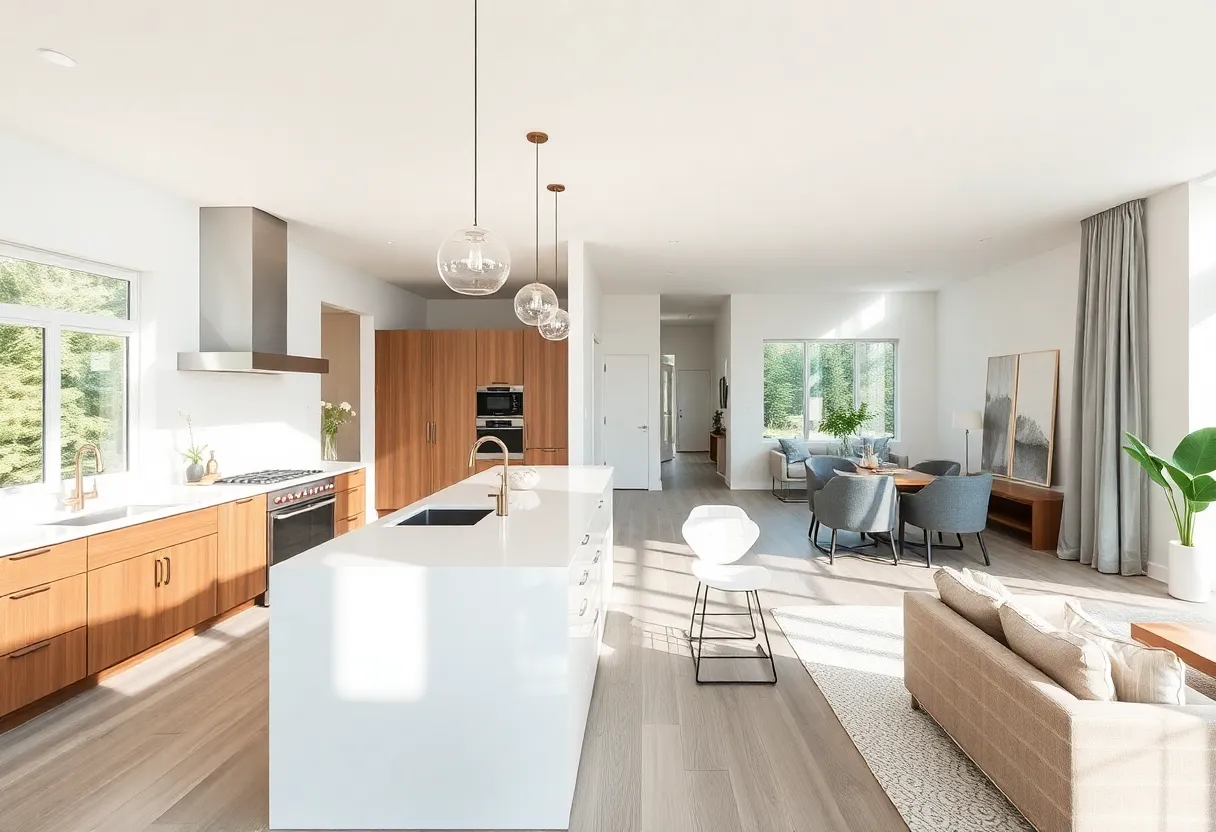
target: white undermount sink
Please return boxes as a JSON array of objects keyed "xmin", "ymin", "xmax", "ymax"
[{"xmin": 43, "ymin": 504, "xmax": 181, "ymax": 526}]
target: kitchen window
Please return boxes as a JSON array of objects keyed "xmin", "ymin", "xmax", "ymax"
[
  {"xmin": 762, "ymin": 339, "xmax": 897, "ymax": 440},
  {"xmin": 0, "ymin": 244, "xmax": 136, "ymax": 488}
]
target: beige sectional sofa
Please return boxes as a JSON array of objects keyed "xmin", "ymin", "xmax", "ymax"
[{"xmin": 904, "ymin": 591, "xmax": 1216, "ymax": 832}]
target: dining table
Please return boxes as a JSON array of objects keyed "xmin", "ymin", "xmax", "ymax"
[{"xmin": 853, "ymin": 466, "xmax": 935, "ymax": 492}]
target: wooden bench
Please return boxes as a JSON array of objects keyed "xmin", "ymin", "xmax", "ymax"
[{"xmin": 986, "ymin": 478, "xmax": 1063, "ymax": 552}]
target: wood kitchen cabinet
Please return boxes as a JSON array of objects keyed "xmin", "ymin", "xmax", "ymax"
[
  {"xmin": 523, "ymin": 328, "xmax": 568, "ymax": 450},
  {"xmin": 525, "ymin": 448, "xmax": 568, "ymax": 466},
  {"xmin": 217, "ymin": 495, "xmax": 267, "ymax": 611},
  {"xmin": 156, "ymin": 536, "xmax": 218, "ymax": 644},
  {"xmin": 475, "ymin": 329, "xmax": 524, "ymax": 386},
  {"xmin": 430, "ymin": 330, "xmax": 477, "ymax": 492},
  {"xmin": 0, "ymin": 627, "xmax": 87, "ymax": 718},
  {"xmin": 376, "ymin": 330, "xmax": 433, "ymax": 512}
]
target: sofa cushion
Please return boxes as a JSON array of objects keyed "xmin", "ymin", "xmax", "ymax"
[
  {"xmin": 933, "ymin": 566, "xmax": 1009, "ymax": 643},
  {"xmin": 1063, "ymin": 602, "xmax": 1187, "ymax": 705},
  {"xmin": 786, "ymin": 461, "xmax": 807, "ymax": 479},
  {"xmin": 847, "ymin": 435, "xmax": 891, "ymax": 459},
  {"xmin": 999, "ymin": 603, "xmax": 1116, "ymax": 701},
  {"xmin": 776, "ymin": 438, "xmax": 810, "ymax": 464}
]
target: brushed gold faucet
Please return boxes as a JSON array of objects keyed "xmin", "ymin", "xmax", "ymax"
[
  {"xmin": 68, "ymin": 443, "xmax": 104, "ymax": 511},
  {"xmin": 468, "ymin": 436, "xmax": 510, "ymax": 516}
]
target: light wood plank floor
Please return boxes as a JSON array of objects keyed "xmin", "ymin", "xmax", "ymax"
[{"xmin": 2, "ymin": 453, "xmax": 1211, "ymax": 832}]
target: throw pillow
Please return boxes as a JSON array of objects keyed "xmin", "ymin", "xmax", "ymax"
[
  {"xmin": 933, "ymin": 566, "xmax": 1008, "ymax": 643},
  {"xmin": 999, "ymin": 603, "xmax": 1116, "ymax": 701},
  {"xmin": 1063, "ymin": 602, "xmax": 1186, "ymax": 705},
  {"xmin": 777, "ymin": 438, "xmax": 809, "ymax": 464},
  {"xmin": 962, "ymin": 568, "xmax": 1012, "ymax": 601}
]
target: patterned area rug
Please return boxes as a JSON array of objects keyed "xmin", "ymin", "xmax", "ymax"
[{"xmin": 772, "ymin": 600, "xmax": 1215, "ymax": 832}]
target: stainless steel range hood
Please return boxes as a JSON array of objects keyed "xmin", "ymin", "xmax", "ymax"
[{"xmin": 177, "ymin": 207, "xmax": 329, "ymax": 374}]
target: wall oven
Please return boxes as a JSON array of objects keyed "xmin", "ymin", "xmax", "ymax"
[
  {"xmin": 476, "ymin": 385, "xmax": 524, "ymax": 418},
  {"xmin": 265, "ymin": 477, "xmax": 336, "ymax": 602},
  {"xmin": 476, "ymin": 418, "xmax": 525, "ymax": 460}
]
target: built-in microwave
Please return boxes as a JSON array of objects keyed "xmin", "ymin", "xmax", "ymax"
[{"xmin": 476, "ymin": 385, "xmax": 524, "ymax": 418}]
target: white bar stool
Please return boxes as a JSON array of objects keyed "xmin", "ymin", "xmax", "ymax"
[{"xmin": 681, "ymin": 506, "xmax": 777, "ymax": 685}]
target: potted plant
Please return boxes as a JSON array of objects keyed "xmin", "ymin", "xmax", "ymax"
[
  {"xmin": 1124, "ymin": 428, "xmax": 1216, "ymax": 602},
  {"xmin": 712, "ymin": 410, "xmax": 725, "ymax": 435},
  {"xmin": 179, "ymin": 411, "xmax": 208, "ymax": 483},
  {"xmin": 819, "ymin": 402, "xmax": 871, "ymax": 457},
  {"xmin": 322, "ymin": 401, "xmax": 357, "ymax": 461}
]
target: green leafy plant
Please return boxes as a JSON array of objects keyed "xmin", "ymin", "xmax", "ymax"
[
  {"xmin": 178, "ymin": 411, "xmax": 207, "ymax": 465},
  {"xmin": 712, "ymin": 410, "xmax": 725, "ymax": 434},
  {"xmin": 819, "ymin": 402, "xmax": 871, "ymax": 444},
  {"xmin": 1124, "ymin": 428, "xmax": 1216, "ymax": 547}
]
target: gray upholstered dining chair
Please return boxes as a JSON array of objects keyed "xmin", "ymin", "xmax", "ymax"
[
  {"xmin": 805, "ymin": 456, "xmax": 858, "ymax": 542},
  {"xmin": 811, "ymin": 474, "xmax": 900, "ymax": 565},
  {"xmin": 911, "ymin": 459, "xmax": 962, "ymax": 477},
  {"xmin": 899, "ymin": 472, "xmax": 994, "ymax": 567}
]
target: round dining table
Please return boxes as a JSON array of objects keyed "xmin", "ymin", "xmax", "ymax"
[{"xmin": 852, "ymin": 466, "xmax": 935, "ymax": 492}]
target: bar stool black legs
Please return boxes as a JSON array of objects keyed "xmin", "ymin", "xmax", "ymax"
[{"xmin": 687, "ymin": 582, "xmax": 777, "ymax": 685}]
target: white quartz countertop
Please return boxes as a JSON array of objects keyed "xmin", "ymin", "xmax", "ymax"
[
  {"xmin": 276, "ymin": 465, "xmax": 614, "ymax": 570},
  {"xmin": 0, "ymin": 462, "xmax": 366, "ymax": 559}
]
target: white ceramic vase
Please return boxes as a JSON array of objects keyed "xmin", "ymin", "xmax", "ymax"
[{"xmin": 1168, "ymin": 540, "xmax": 1212, "ymax": 603}]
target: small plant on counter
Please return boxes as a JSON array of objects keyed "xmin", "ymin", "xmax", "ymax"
[
  {"xmin": 322, "ymin": 401, "xmax": 357, "ymax": 461},
  {"xmin": 179, "ymin": 411, "xmax": 208, "ymax": 483},
  {"xmin": 712, "ymin": 410, "xmax": 725, "ymax": 434}
]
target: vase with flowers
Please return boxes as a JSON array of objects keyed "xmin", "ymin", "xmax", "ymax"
[{"xmin": 322, "ymin": 401, "xmax": 357, "ymax": 461}]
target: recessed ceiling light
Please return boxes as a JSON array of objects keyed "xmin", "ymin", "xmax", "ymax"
[
  {"xmin": 668, "ymin": 240, "xmax": 680, "ymax": 244},
  {"xmin": 979, "ymin": 237, "xmax": 992, "ymax": 243},
  {"xmin": 36, "ymin": 48, "xmax": 76, "ymax": 67},
  {"xmin": 386, "ymin": 240, "xmax": 394, "ymax": 245}
]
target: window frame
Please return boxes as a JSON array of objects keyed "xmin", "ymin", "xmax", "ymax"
[
  {"xmin": 0, "ymin": 241, "xmax": 139, "ymax": 492},
  {"xmin": 763, "ymin": 338, "xmax": 899, "ymax": 441}
]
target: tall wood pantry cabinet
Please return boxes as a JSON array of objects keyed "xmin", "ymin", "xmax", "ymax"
[{"xmin": 375, "ymin": 328, "xmax": 568, "ymax": 513}]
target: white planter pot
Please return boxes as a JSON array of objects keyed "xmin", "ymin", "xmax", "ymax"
[{"xmin": 1168, "ymin": 541, "xmax": 1212, "ymax": 603}]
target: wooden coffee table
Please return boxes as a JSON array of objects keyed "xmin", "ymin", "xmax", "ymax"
[{"xmin": 1130, "ymin": 622, "xmax": 1216, "ymax": 677}]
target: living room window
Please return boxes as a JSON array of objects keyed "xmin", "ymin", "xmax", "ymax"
[
  {"xmin": 0, "ymin": 244, "xmax": 136, "ymax": 488},
  {"xmin": 762, "ymin": 339, "xmax": 896, "ymax": 440}
]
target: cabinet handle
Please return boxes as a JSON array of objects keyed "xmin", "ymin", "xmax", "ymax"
[
  {"xmin": 592, "ymin": 608, "xmax": 600, "ymax": 627},
  {"xmin": 579, "ymin": 570, "xmax": 589, "ymax": 586},
  {"xmin": 9, "ymin": 640, "xmax": 52, "ymax": 658},
  {"xmin": 10, "ymin": 547, "xmax": 50, "ymax": 562},
  {"xmin": 598, "ymin": 499, "xmax": 604, "ymax": 508},
  {"xmin": 164, "ymin": 556, "xmax": 172, "ymax": 586},
  {"xmin": 154, "ymin": 558, "xmax": 162, "ymax": 588},
  {"xmin": 9, "ymin": 584, "xmax": 51, "ymax": 600},
  {"xmin": 579, "ymin": 598, "xmax": 589, "ymax": 616},
  {"xmin": 581, "ymin": 534, "xmax": 590, "ymax": 545},
  {"xmin": 236, "ymin": 497, "xmax": 254, "ymax": 505},
  {"xmin": 593, "ymin": 550, "xmax": 601, "ymax": 564}
]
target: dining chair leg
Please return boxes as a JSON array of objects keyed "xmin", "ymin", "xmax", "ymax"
[
  {"xmin": 956, "ymin": 532, "xmax": 965, "ymax": 548},
  {"xmin": 829, "ymin": 530, "xmax": 837, "ymax": 565},
  {"xmin": 925, "ymin": 533, "xmax": 933, "ymax": 568},
  {"xmin": 936, "ymin": 531, "xmax": 943, "ymax": 544},
  {"xmin": 977, "ymin": 532, "xmax": 991, "ymax": 566},
  {"xmin": 890, "ymin": 525, "xmax": 901, "ymax": 566}
]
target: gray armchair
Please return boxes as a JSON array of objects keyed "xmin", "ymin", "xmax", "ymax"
[
  {"xmin": 899, "ymin": 472, "xmax": 994, "ymax": 567},
  {"xmin": 805, "ymin": 456, "xmax": 857, "ymax": 541},
  {"xmin": 911, "ymin": 459, "xmax": 961, "ymax": 477},
  {"xmin": 811, "ymin": 473, "xmax": 900, "ymax": 565}
]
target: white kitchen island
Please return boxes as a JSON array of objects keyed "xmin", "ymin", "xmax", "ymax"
[{"xmin": 268, "ymin": 465, "xmax": 613, "ymax": 831}]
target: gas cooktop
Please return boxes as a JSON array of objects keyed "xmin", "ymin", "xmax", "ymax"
[{"xmin": 215, "ymin": 469, "xmax": 323, "ymax": 485}]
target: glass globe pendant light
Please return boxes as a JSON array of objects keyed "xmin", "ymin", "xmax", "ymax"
[
  {"xmin": 437, "ymin": 0, "xmax": 510, "ymax": 296},
  {"xmin": 514, "ymin": 131, "xmax": 559, "ymax": 324},
  {"xmin": 539, "ymin": 183, "xmax": 571, "ymax": 341}
]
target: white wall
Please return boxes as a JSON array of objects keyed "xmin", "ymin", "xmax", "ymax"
[
  {"xmin": 714, "ymin": 298, "xmax": 732, "ymax": 483},
  {"xmin": 936, "ymin": 239, "xmax": 1080, "ymax": 485},
  {"xmin": 660, "ymin": 325, "xmax": 716, "ymax": 450},
  {"xmin": 1191, "ymin": 184, "xmax": 1216, "ymax": 551},
  {"xmin": 567, "ymin": 241, "xmax": 602, "ymax": 465},
  {"xmin": 321, "ymin": 310, "xmax": 362, "ymax": 462},
  {"xmin": 728, "ymin": 292, "xmax": 937, "ymax": 489},
  {"xmin": 0, "ymin": 130, "xmax": 425, "ymax": 516},
  {"xmin": 601, "ymin": 294, "xmax": 662, "ymax": 489},
  {"xmin": 426, "ymin": 298, "xmax": 534, "ymax": 330}
]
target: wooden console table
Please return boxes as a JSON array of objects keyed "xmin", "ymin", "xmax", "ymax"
[
  {"xmin": 987, "ymin": 478, "xmax": 1063, "ymax": 552},
  {"xmin": 709, "ymin": 433, "xmax": 726, "ymax": 476}
]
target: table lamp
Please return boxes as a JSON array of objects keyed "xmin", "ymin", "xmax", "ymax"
[{"xmin": 952, "ymin": 410, "xmax": 983, "ymax": 474}]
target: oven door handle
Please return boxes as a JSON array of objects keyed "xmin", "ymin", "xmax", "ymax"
[{"xmin": 272, "ymin": 497, "xmax": 336, "ymax": 520}]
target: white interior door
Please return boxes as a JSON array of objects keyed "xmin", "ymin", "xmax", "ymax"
[
  {"xmin": 605, "ymin": 354, "xmax": 650, "ymax": 489},
  {"xmin": 676, "ymin": 369, "xmax": 710, "ymax": 452},
  {"xmin": 660, "ymin": 364, "xmax": 674, "ymax": 462}
]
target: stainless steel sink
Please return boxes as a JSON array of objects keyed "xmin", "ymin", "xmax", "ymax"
[
  {"xmin": 395, "ymin": 507, "xmax": 494, "ymax": 527},
  {"xmin": 44, "ymin": 504, "xmax": 180, "ymax": 526}
]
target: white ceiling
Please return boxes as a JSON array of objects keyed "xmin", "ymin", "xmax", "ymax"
[{"xmin": 5, "ymin": 1, "xmax": 1216, "ymax": 299}]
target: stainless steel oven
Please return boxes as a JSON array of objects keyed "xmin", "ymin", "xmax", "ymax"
[
  {"xmin": 264, "ymin": 477, "xmax": 336, "ymax": 603},
  {"xmin": 476, "ymin": 385, "xmax": 524, "ymax": 418},
  {"xmin": 475, "ymin": 418, "xmax": 524, "ymax": 459}
]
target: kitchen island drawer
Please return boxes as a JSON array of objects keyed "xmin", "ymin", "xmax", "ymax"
[
  {"xmin": 0, "ymin": 626, "xmax": 87, "ymax": 717},
  {"xmin": 0, "ymin": 539, "xmax": 87, "ymax": 597},
  {"xmin": 0, "ymin": 573, "xmax": 87, "ymax": 656}
]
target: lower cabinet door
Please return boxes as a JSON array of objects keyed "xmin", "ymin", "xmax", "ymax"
[
  {"xmin": 217, "ymin": 496, "xmax": 267, "ymax": 612},
  {"xmin": 0, "ymin": 627, "xmax": 87, "ymax": 716},
  {"xmin": 87, "ymin": 553, "xmax": 159, "ymax": 674},
  {"xmin": 156, "ymin": 536, "xmax": 218, "ymax": 643}
]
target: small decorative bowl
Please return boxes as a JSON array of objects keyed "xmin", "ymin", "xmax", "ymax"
[{"xmin": 508, "ymin": 467, "xmax": 540, "ymax": 491}]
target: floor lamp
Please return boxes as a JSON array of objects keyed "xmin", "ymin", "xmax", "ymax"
[{"xmin": 952, "ymin": 411, "xmax": 983, "ymax": 474}]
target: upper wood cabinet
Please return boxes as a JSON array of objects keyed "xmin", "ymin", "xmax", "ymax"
[
  {"xmin": 475, "ymin": 329, "xmax": 524, "ymax": 386},
  {"xmin": 217, "ymin": 495, "xmax": 267, "ymax": 612},
  {"xmin": 376, "ymin": 330, "xmax": 433, "ymax": 512},
  {"xmin": 430, "ymin": 330, "xmax": 478, "ymax": 492},
  {"xmin": 523, "ymin": 328, "xmax": 568, "ymax": 449}
]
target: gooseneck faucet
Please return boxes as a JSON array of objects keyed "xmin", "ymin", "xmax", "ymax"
[
  {"xmin": 68, "ymin": 443, "xmax": 105, "ymax": 511},
  {"xmin": 468, "ymin": 436, "xmax": 510, "ymax": 517}
]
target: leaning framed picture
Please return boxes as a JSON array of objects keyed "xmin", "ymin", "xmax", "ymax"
[
  {"xmin": 981, "ymin": 354, "xmax": 1018, "ymax": 477},
  {"xmin": 1009, "ymin": 349, "xmax": 1059, "ymax": 486}
]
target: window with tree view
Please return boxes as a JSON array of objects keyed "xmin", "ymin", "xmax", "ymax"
[
  {"xmin": 763, "ymin": 340, "xmax": 896, "ymax": 439},
  {"xmin": 0, "ymin": 250, "xmax": 134, "ymax": 488}
]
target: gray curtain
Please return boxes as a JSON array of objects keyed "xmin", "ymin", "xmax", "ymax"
[{"xmin": 1058, "ymin": 199, "xmax": 1149, "ymax": 575}]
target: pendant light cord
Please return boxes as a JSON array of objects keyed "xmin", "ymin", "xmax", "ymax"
[
  {"xmin": 535, "ymin": 140, "xmax": 540, "ymax": 282},
  {"xmin": 553, "ymin": 187, "xmax": 560, "ymax": 296},
  {"xmin": 473, "ymin": 0, "xmax": 479, "ymax": 227}
]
